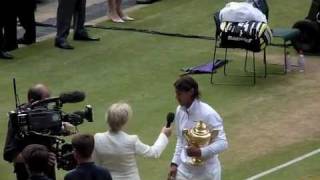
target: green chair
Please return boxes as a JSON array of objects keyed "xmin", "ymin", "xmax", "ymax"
[
  {"xmin": 271, "ymin": 28, "xmax": 300, "ymax": 73},
  {"xmin": 248, "ymin": 0, "xmax": 301, "ymax": 74}
]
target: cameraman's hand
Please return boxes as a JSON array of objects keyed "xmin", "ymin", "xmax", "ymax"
[
  {"xmin": 161, "ymin": 126, "xmax": 172, "ymax": 137},
  {"xmin": 48, "ymin": 152, "xmax": 56, "ymax": 167},
  {"xmin": 62, "ymin": 122, "xmax": 76, "ymax": 135}
]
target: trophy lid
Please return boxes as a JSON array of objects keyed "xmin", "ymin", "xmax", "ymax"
[{"xmin": 191, "ymin": 121, "xmax": 210, "ymax": 136}]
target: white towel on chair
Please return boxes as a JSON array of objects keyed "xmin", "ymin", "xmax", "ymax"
[{"xmin": 219, "ymin": 2, "xmax": 267, "ymax": 23}]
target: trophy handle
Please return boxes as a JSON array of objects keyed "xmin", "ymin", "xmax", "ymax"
[{"xmin": 210, "ymin": 130, "xmax": 219, "ymax": 143}]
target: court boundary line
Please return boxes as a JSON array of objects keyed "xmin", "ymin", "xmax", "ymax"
[{"xmin": 245, "ymin": 148, "xmax": 320, "ymax": 180}]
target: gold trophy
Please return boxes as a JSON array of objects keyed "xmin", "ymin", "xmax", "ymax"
[{"xmin": 183, "ymin": 121, "xmax": 218, "ymax": 165}]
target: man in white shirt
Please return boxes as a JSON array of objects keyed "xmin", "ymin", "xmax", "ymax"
[{"xmin": 168, "ymin": 76, "xmax": 228, "ymax": 180}]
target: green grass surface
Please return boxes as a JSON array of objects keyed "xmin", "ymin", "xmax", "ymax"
[{"xmin": 1, "ymin": 0, "xmax": 319, "ymax": 179}]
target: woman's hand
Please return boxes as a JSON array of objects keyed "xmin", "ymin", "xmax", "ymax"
[
  {"xmin": 62, "ymin": 122, "xmax": 76, "ymax": 135},
  {"xmin": 161, "ymin": 126, "xmax": 172, "ymax": 137}
]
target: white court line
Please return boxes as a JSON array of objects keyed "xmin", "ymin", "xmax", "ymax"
[{"xmin": 245, "ymin": 148, "xmax": 320, "ymax": 180}]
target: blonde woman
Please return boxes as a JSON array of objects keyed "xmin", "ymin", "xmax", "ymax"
[
  {"xmin": 108, "ymin": 0, "xmax": 134, "ymax": 23},
  {"xmin": 94, "ymin": 102, "xmax": 172, "ymax": 180}
]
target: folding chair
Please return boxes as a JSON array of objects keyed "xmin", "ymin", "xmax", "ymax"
[{"xmin": 210, "ymin": 12, "xmax": 272, "ymax": 85}]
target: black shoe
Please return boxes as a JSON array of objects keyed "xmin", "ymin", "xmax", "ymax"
[
  {"xmin": 0, "ymin": 51, "xmax": 14, "ymax": 59},
  {"xmin": 55, "ymin": 41, "xmax": 74, "ymax": 50},
  {"xmin": 74, "ymin": 35, "xmax": 100, "ymax": 41},
  {"xmin": 17, "ymin": 38, "xmax": 36, "ymax": 45}
]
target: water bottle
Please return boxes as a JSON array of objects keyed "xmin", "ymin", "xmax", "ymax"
[
  {"xmin": 297, "ymin": 50, "xmax": 305, "ymax": 72},
  {"xmin": 285, "ymin": 51, "xmax": 292, "ymax": 72}
]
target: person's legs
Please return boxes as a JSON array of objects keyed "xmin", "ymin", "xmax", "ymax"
[
  {"xmin": 0, "ymin": 5, "xmax": 14, "ymax": 59},
  {"xmin": 115, "ymin": 0, "xmax": 123, "ymax": 18},
  {"xmin": 115, "ymin": 0, "xmax": 134, "ymax": 21},
  {"xmin": 108, "ymin": 0, "xmax": 124, "ymax": 22},
  {"xmin": 176, "ymin": 165, "xmax": 221, "ymax": 180},
  {"xmin": 0, "ymin": 23, "xmax": 4, "ymax": 50},
  {"xmin": 3, "ymin": 3, "xmax": 18, "ymax": 51},
  {"xmin": 73, "ymin": 0, "xmax": 99, "ymax": 41},
  {"xmin": 17, "ymin": 0, "xmax": 36, "ymax": 44},
  {"xmin": 73, "ymin": 0, "xmax": 87, "ymax": 36},
  {"xmin": 56, "ymin": 0, "xmax": 76, "ymax": 43},
  {"xmin": 55, "ymin": 0, "xmax": 76, "ymax": 49},
  {"xmin": 0, "ymin": 27, "xmax": 13, "ymax": 59}
]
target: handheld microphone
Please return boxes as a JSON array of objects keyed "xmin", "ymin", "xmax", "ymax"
[
  {"xmin": 59, "ymin": 91, "xmax": 85, "ymax": 103},
  {"xmin": 166, "ymin": 112, "xmax": 175, "ymax": 128}
]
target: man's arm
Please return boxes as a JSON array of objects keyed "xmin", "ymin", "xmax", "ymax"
[
  {"xmin": 171, "ymin": 135, "xmax": 183, "ymax": 165},
  {"xmin": 200, "ymin": 113, "xmax": 228, "ymax": 159},
  {"xmin": 168, "ymin": 108, "xmax": 182, "ymax": 179}
]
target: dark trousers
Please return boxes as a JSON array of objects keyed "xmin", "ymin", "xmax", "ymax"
[
  {"xmin": 0, "ymin": 23, "xmax": 4, "ymax": 51},
  {"xmin": 56, "ymin": 0, "xmax": 88, "ymax": 43},
  {"xmin": 0, "ymin": 3, "xmax": 18, "ymax": 51},
  {"xmin": 14, "ymin": 163, "xmax": 56, "ymax": 180},
  {"xmin": 17, "ymin": 0, "xmax": 36, "ymax": 42}
]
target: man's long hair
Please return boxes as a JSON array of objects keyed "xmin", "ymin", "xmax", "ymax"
[{"xmin": 174, "ymin": 76, "xmax": 201, "ymax": 99}]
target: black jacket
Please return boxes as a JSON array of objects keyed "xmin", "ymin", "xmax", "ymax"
[{"xmin": 64, "ymin": 162, "xmax": 112, "ymax": 180}]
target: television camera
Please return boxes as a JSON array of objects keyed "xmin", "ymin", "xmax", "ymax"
[
  {"xmin": 9, "ymin": 91, "xmax": 93, "ymax": 136},
  {"xmin": 8, "ymin": 80, "xmax": 93, "ymax": 170}
]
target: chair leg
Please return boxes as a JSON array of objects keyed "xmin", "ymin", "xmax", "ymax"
[
  {"xmin": 264, "ymin": 48, "xmax": 267, "ymax": 78},
  {"xmin": 284, "ymin": 41, "xmax": 287, "ymax": 74},
  {"xmin": 244, "ymin": 50, "xmax": 248, "ymax": 72},
  {"xmin": 253, "ymin": 53, "xmax": 256, "ymax": 85},
  {"xmin": 210, "ymin": 39, "xmax": 218, "ymax": 84},
  {"xmin": 223, "ymin": 48, "xmax": 228, "ymax": 76}
]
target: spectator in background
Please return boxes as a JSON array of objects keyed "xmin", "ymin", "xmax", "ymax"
[
  {"xmin": 55, "ymin": 0, "xmax": 99, "ymax": 50},
  {"xmin": 108, "ymin": 0, "xmax": 134, "ymax": 23},
  {"xmin": 21, "ymin": 144, "xmax": 53, "ymax": 180},
  {"xmin": 94, "ymin": 102, "xmax": 171, "ymax": 180},
  {"xmin": 64, "ymin": 133, "xmax": 112, "ymax": 180},
  {"xmin": 16, "ymin": 0, "xmax": 37, "ymax": 45}
]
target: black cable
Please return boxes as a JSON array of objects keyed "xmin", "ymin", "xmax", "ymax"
[
  {"xmin": 87, "ymin": 24, "xmax": 215, "ymax": 40},
  {"xmin": 35, "ymin": 22, "xmax": 215, "ymax": 41}
]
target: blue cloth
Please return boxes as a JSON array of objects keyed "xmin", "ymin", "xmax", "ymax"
[
  {"xmin": 182, "ymin": 59, "xmax": 227, "ymax": 74},
  {"xmin": 64, "ymin": 162, "xmax": 112, "ymax": 180}
]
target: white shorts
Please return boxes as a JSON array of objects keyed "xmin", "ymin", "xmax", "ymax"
[{"xmin": 176, "ymin": 165, "xmax": 221, "ymax": 180}]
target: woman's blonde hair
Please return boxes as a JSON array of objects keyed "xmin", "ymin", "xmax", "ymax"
[{"xmin": 106, "ymin": 102, "xmax": 132, "ymax": 132}]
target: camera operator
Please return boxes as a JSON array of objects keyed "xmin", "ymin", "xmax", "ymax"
[{"xmin": 3, "ymin": 84, "xmax": 62, "ymax": 180}]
